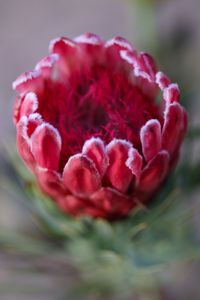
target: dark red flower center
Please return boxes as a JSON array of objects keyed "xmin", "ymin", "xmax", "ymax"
[{"xmin": 37, "ymin": 59, "xmax": 162, "ymax": 171}]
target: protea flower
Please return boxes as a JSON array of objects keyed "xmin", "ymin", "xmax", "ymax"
[{"xmin": 13, "ymin": 33, "xmax": 187, "ymax": 220}]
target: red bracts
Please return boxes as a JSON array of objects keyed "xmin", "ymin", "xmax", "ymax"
[{"xmin": 13, "ymin": 33, "xmax": 187, "ymax": 220}]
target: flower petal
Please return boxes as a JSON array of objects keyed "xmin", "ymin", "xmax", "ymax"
[
  {"xmin": 49, "ymin": 37, "xmax": 76, "ymax": 55},
  {"xmin": 105, "ymin": 37, "xmax": 135, "ymax": 71},
  {"xmin": 75, "ymin": 33, "xmax": 104, "ymax": 66},
  {"xmin": 31, "ymin": 123, "xmax": 61, "ymax": 170},
  {"xmin": 49, "ymin": 37, "xmax": 77, "ymax": 76},
  {"xmin": 125, "ymin": 148, "xmax": 143, "ymax": 184},
  {"xmin": 162, "ymin": 103, "xmax": 184, "ymax": 154},
  {"xmin": 120, "ymin": 50, "xmax": 157, "ymax": 97},
  {"xmin": 12, "ymin": 70, "xmax": 42, "ymax": 93},
  {"xmin": 35, "ymin": 54, "xmax": 59, "ymax": 77},
  {"xmin": 163, "ymin": 83, "xmax": 180, "ymax": 105},
  {"xmin": 20, "ymin": 92, "xmax": 38, "ymax": 117},
  {"xmin": 16, "ymin": 116, "xmax": 35, "ymax": 171},
  {"xmin": 82, "ymin": 137, "xmax": 108, "ymax": 177},
  {"xmin": 140, "ymin": 52, "xmax": 157, "ymax": 78},
  {"xmin": 27, "ymin": 113, "xmax": 43, "ymax": 137},
  {"xmin": 106, "ymin": 139, "xmax": 133, "ymax": 193},
  {"xmin": 140, "ymin": 119, "xmax": 162, "ymax": 162},
  {"xmin": 105, "ymin": 36, "xmax": 133, "ymax": 51},
  {"xmin": 120, "ymin": 50, "xmax": 148, "ymax": 78},
  {"xmin": 91, "ymin": 187, "xmax": 135, "ymax": 218},
  {"xmin": 138, "ymin": 150, "xmax": 169, "ymax": 193},
  {"xmin": 156, "ymin": 71, "xmax": 170, "ymax": 90},
  {"xmin": 75, "ymin": 32, "xmax": 102, "ymax": 45},
  {"xmin": 13, "ymin": 95, "xmax": 24, "ymax": 124},
  {"xmin": 63, "ymin": 154, "xmax": 101, "ymax": 198},
  {"xmin": 58, "ymin": 195, "xmax": 87, "ymax": 215},
  {"xmin": 37, "ymin": 168, "xmax": 67, "ymax": 199},
  {"xmin": 58, "ymin": 195, "xmax": 106, "ymax": 218}
]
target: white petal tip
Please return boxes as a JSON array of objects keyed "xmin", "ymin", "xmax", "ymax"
[{"xmin": 12, "ymin": 70, "xmax": 41, "ymax": 91}]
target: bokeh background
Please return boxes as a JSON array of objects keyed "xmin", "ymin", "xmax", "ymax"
[{"xmin": 0, "ymin": 0, "xmax": 200, "ymax": 299}]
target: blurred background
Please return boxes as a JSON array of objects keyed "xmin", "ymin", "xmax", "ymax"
[{"xmin": 0, "ymin": 0, "xmax": 200, "ymax": 299}]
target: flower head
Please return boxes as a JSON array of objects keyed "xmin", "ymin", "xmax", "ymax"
[{"xmin": 13, "ymin": 33, "xmax": 187, "ymax": 220}]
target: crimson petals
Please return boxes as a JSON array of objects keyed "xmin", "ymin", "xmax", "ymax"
[
  {"xmin": 75, "ymin": 32, "xmax": 102, "ymax": 45},
  {"xmin": 156, "ymin": 72, "xmax": 170, "ymax": 90},
  {"xmin": 82, "ymin": 137, "xmax": 108, "ymax": 177},
  {"xmin": 20, "ymin": 92, "xmax": 38, "ymax": 117},
  {"xmin": 13, "ymin": 95, "xmax": 24, "ymax": 124},
  {"xmin": 49, "ymin": 37, "xmax": 76, "ymax": 56},
  {"xmin": 37, "ymin": 168, "xmax": 67, "ymax": 199},
  {"xmin": 63, "ymin": 154, "xmax": 101, "ymax": 198},
  {"xmin": 49, "ymin": 37, "xmax": 78, "ymax": 76},
  {"xmin": 126, "ymin": 148, "xmax": 143, "ymax": 184},
  {"xmin": 140, "ymin": 52, "xmax": 157, "ymax": 78},
  {"xmin": 12, "ymin": 70, "xmax": 43, "ymax": 93},
  {"xmin": 105, "ymin": 36, "xmax": 133, "ymax": 51},
  {"xmin": 105, "ymin": 37, "xmax": 135, "ymax": 70},
  {"xmin": 120, "ymin": 49, "xmax": 157, "ymax": 97},
  {"xmin": 163, "ymin": 83, "xmax": 180, "ymax": 105},
  {"xmin": 106, "ymin": 139, "xmax": 133, "ymax": 193},
  {"xmin": 162, "ymin": 103, "xmax": 184, "ymax": 154},
  {"xmin": 58, "ymin": 195, "xmax": 106, "ymax": 218},
  {"xmin": 138, "ymin": 150, "xmax": 169, "ymax": 193},
  {"xmin": 16, "ymin": 116, "xmax": 35, "ymax": 171},
  {"xmin": 91, "ymin": 187, "xmax": 135, "ymax": 217},
  {"xmin": 31, "ymin": 123, "xmax": 61, "ymax": 170},
  {"xmin": 12, "ymin": 33, "xmax": 187, "ymax": 220},
  {"xmin": 140, "ymin": 119, "xmax": 162, "ymax": 162},
  {"xmin": 35, "ymin": 54, "xmax": 59, "ymax": 77}
]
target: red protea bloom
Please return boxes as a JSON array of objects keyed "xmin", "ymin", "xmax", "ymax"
[{"xmin": 13, "ymin": 33, "xmax": 187, "ymax": 220}]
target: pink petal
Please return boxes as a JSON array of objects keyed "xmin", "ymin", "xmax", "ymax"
[
  {"xmin": 162, "ymin": 103, "xmax": 184, "ymax": 154},
  {"xmin": 63, "ymin": 154, "xmax": 101, "ymax": 198},
  {"xmin": 106, "ymin": 139, "xmax": 133, "ymax": 193},
  {"xmin": 58, "ymin": 195, "xmax": 87, "ymax": 215},
  {"xmin": 120, "ymin": 48, "xmax": 136, "ymax": 62},
  {"xmin": 20, "ymin": 92, "xmax": 38, "ymax": 117},
  {"xmin": 35, "ymin": 54, "xmax": 59, "ymax": 77},
  {"xmin": 16, "ymin": 116, "xmax": 35, "ymax": 171},
  {"xmin": 140, "ymin": 52, "xmax": 157, "ymax": 78},
  {"xmin": 31, "ymin": 123, "xmax": 61, "ymax": 170},
  {"xmin": 120, "ymin": 50, "xmax": 149, "ymax": 79},
  {"xmin": 27, "ymin": 113, "xmax": 43, "ymax": 137},
  {"xmin": 156, "ymin": 71, "xmax": 170, "ymax": 90},
  {"xmin": 49, "ymin": 36, "xmax": 76, "ymax": 55},
  {"xmin": 13, "ymin": 95, "xmax": 24, "ymax": 124},
  {"xmin": 125, "ymin": 148, "xmax": 143, "ymax": 184},
  {"xmin": 58, "ymin": 195, "xmax": 106, "ymax": 218},
  {"xmin": 163, "ymin": 83, "xmax": 180, "ymax": 105},
  {"xmin": 105, "ymin": 36, "xmax": 134, "ymax": 51},
  {"xmin": 121, "ymin": 50, "xmax": 157, "ymax": 97},
  {"xmin": 91, "ymin": 187, "xmax": 134, "ymax": 217},
  {"xmin": 138, "ymin": 150, "xmax": 169, "ymax": 193},
  {"xmin": 75, "ymin": 33, "xmax": 104, "ymax": 66},
  {"xmin": 49, "ymin": 37, "xmax": 77, "ymax": 76},
  {"xmin": 140, "ymin": 119, "xmax": 162, "ymax": 162},
  {"xmin": 12, "ymin": 70, "xmax": 43, "ymax": 93},
  {"xmin": 82, "ymin": 137, "xmax": 108, "ymax": 177},
  {"xmin": 37, "ymin": 168, "xmax": 67, "ymax": 199},
  {"xmin": 74, "ymin": 32, "xmax": 102, "ymax": 45},
  {"xmin": 105, "ymin": 38, "xmax": 135, "ymax": 71}
]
